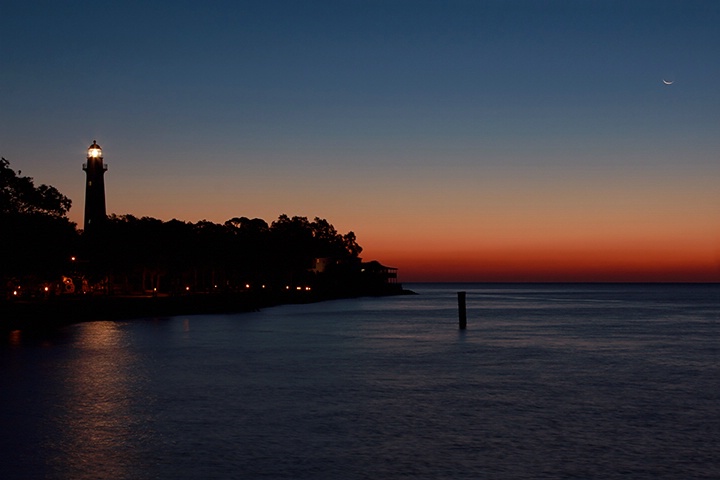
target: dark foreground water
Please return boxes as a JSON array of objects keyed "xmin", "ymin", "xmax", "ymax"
[{"xmin": 2, "ymin": 283, "xmax": 719, "ymax": 479}]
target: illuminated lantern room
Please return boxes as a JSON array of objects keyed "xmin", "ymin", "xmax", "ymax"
[
  {"xmin": 82, "ymin": 140, "xmax": 108, "ymax": 233},
  {"xmin": 87, "ymin": 140, "xmax": 103, "ymax": 159}
]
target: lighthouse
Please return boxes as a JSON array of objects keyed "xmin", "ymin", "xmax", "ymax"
[{"xmin": 82, "ymin": 140, "xmax": 107, "ymax": 232}]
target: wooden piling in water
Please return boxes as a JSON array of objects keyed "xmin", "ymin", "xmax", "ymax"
[{"xmin": 458, "ymin": 291, "xmax": 467, "ymax": 330}]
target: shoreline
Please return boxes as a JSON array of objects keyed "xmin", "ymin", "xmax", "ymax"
[{"xmin": 1, "ymin": 286, "xmax": 415, "ymax": 334}]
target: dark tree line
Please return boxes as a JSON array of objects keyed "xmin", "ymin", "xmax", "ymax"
[
  {"xmin": 2, "ymin": 158, "xmax": 377, "ymax": 298},
  {"xmin": 1, "ymin": 158, "xmax": 77, "ymax": 291},
  {"xmin": 87, "ymin": 213, "xmax": 364, "ymax": 294}
]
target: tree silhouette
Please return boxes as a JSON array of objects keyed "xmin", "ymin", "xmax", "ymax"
[
  {"xmin": 81, "ymin": 212, "xmax": 367, "ymax": 294},
  {"xmin": 1, "ymin": 158, "xmax": 396, "ymax": 300},
  {"xmin": 1, "ymin": 158, "xmax": 77, "ymax": 294},
  {"xmin": 1, "ymin": 158, "xmax": 71, "ymax": 217}
]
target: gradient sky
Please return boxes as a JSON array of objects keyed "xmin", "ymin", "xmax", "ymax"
[{"xmin": 2, "ymin": 0, "xmax": 719, "ymax": 282}]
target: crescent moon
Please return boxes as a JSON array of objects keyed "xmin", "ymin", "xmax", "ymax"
[{"xmin": 663, "ymin": 79, "xmax": 674, "ymax": 85}]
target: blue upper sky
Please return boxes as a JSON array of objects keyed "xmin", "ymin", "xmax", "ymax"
[{"xmin": 4, "ymin": 1, "xmax": 717, "ymax": 169}]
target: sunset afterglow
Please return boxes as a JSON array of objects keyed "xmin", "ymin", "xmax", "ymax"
[{"xmin": 2, "ymin": 1, "xmax": 718, "ymax": 282}]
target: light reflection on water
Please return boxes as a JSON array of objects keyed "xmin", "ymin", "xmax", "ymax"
[
  {"xmin": 48, "ymin": 322, "xmax": 147, "ymax": 480},
  {"xmin": 1, "ymin": 283, "xmax": 719, "ymax": 479}
]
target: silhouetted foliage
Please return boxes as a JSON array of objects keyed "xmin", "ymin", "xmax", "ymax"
[
  {"xmin": 88, "ymin": 213, "xmax": 365, "ymax": 294},
  {"xmin": 1, "ymin": 212, "xmax": 77, "ymax": 280},
  {"xmin": 1, "ymin": 158, "xmax": 77, "ymax": 293},
  {"xmin": 1, "ymin": 157, "xmax": 71, "ymax": 217},
  {"xmin": 2, "ymin": 159, "xmax": 389, "ymax": 299}
]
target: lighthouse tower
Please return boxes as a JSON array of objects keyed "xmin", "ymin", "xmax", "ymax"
[{"xmin": 82, "ymin": 140, "xmax": 107, "ymax": 232}]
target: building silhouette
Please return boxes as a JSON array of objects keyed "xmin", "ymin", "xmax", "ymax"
[{"xmin": 82, "ymin": 140, "xmax": 107, "ymax": 232}]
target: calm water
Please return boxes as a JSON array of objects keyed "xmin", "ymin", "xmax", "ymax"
[{"xmin": 2, "ymin": 283, "xmax": 719, "ymax": 479}]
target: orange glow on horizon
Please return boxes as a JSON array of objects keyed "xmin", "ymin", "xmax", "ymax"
[
  {"xmin": 65, "ymin": 161, "xmax": 717, "ymax": 284},
  {"xmin": 367, "ymin": 243, "xmax": 720, "ymax": 283}
]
